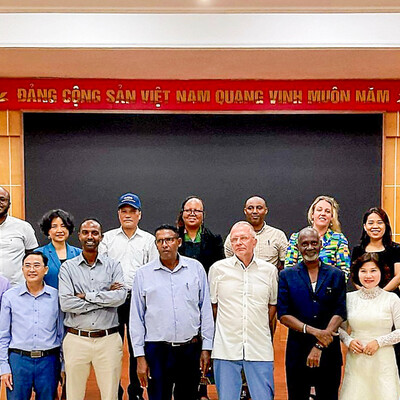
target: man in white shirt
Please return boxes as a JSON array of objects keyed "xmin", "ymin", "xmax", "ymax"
[
  {"xmin": 209, "ymin": 221, "xmax": 278, "ymax": 400},
  {"xmin": 0, "ymin": 186, "xmax": 38, "ymax": 286},
  {"xmin": 99, "ymin": 192, "xmax": 157, "ymax": 400},
  {"xmin": 224, "ymin": 196, "xmax": 288, "ymax": 270}
]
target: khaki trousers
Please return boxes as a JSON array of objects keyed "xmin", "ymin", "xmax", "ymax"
[{"xmin": 63, "ymin": 332, "xmax": 123, "ymax": 400}]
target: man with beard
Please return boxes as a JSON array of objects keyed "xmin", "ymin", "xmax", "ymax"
[
  {"xmin": 277, "ymin": 227, "xmax": 346, "ymax": 400},
  {"xmin": 224, "ymin": 196, "xmax": 287, "ymax": 270},
  {"xmin": 0, "ymin": 186, "xmax": 38, "ymax": 286},
  {"xmin": 59, "ymin": 218, "xmax": 127, "ymax": 400}
]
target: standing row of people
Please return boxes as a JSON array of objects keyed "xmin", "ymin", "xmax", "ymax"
[{"xmin": 0, "ymin": 183, "xmax": 400, "ymax": 400}]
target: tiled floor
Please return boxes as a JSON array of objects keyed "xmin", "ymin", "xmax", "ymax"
[{"xmin": 85, "ymin": 323, "xmax": 289, "ymax": 400}]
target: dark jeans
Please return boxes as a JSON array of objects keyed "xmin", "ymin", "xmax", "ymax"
[
  {"xmin": 286, "ymin": 364, "xmax": 341, "ymax": 400},
  {"xmin": 118, "ymin": 294, "xmax": 143, "ymax": 400},
  {"xmin": 7, "ymin": 351, "xmax": 60, "ymax": 400},
  {"xmin": 145, "ymin": 340, "xmax": 202, "ymax": 400}
]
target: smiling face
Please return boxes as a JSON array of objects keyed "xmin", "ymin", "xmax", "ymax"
[
  {"xmin": 244, "ymin": 197, "xmax": 267, "ymax": 229},
  {"xmin": 182, "ymin": 198, "xmax": 204, "ymax": 231},
  {"xmin": 311, "ymin": 199, "xmax": 333, "ymax": 231},
  {"xmin": 364, "ymin": 212, "xmax": 386, "ymax": 242},
  {"xmin": 48, "ymin": 216, "xmax": 70, "ymax": 244},
  {"xmin": 22, "ymin": 253, "xmax": 48, "ymax": 285},
  {"xmin": 298, "ymin": 228, "xmax": 321, "ymax": 263},
  {"xmin": 359, "ymin": 261, "xmax": 381, "ymax": 289},
  {"xmin": 78, "ymin": 220, "xmax": 103, "ymax": 253}
]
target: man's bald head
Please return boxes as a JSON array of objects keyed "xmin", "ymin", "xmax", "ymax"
[{"xmin": 0, "ymin": 186, "xmax": 11, "ymax": 220}]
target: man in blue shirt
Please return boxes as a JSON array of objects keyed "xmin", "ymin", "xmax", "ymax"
[
  {"xmin": 130, "ymin": 224, "xmax": 214, "ymax": 400},
  {"xmin": 0, "ymin": 252, "xmax": 63, "ymax": 400}
]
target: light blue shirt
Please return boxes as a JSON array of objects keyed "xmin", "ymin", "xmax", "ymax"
[
  {"xmin": 0, "ymin": 283, "xmax": 64, "ymax": 375},
  {"xmin": 130, "ymin": 255, "xmax": 214, "ymax": 357}
]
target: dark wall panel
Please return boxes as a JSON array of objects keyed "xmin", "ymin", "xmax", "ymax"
[{"xmin": 24, "ymin": 113, "xmax": 382, "ymax": 250}]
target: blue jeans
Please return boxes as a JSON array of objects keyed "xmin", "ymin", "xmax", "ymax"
[
  {"xmin": 7, "ymin": 351, "xmax": 60, "ymax": 400},
  {"xmin": 213, "ymin": 359, "xmax": 274, "ymax": 400}
]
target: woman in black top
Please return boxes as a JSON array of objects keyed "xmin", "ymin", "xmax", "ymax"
[
  {"xmin": 176, "ymin": 196, "xmax": 224, "ymax": 400},
  {"xmin": 177, "ymin": 196, "xmax": 224, "ymax": 274},
  {"xmin": 352, "ymin": 207, "xmax": 400, "ymax": 294}
]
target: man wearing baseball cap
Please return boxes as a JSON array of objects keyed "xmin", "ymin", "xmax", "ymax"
[{"xmin": 100, "ymin": 193, "xmax": 158, "ymax": 400}]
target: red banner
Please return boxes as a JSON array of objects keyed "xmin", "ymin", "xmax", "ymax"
[{"xmin": 0, "ymin": 78, "xmax": 399, "ymax": 111}]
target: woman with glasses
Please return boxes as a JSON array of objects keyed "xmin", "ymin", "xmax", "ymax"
[{"xmin": 176, "ymin": 196, "xmax": 224, "ymax": 400}]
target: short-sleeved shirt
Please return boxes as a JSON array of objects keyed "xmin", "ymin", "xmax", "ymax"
[
  {"xmin": 99, "ymin": 227, "xmax": 157, "ymax": 289},
  {"xmin": 209, "ymin": 256, "xmax": 278, "ymax": 361},
  {"xmin": 0, "ymin": 216, "xmax": 38, "ymax": 286},
  {"xmin": 224, "ymin": 222, "xmax": 288, "ymax": 268}
]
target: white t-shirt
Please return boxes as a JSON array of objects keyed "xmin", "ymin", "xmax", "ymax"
[{"xmin": 0, "ymin": 215, "xmax": 38, "ymax": 286}]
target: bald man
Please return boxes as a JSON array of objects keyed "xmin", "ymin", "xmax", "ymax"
[
  {"xmin": 0, "ymin": 186, "xmax": 38, "ymax": 286},
  {"xmin": 224, "ymin": 196, "xmax": 287, "ymax": 270},
  {"xmin": 210, "ymin": 222, "xmax": 278, "ymax": 400}
]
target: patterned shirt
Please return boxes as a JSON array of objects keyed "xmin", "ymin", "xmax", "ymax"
[{"xmin": 284, "ymin": 228, "xmax": 350, "ymax": 281}]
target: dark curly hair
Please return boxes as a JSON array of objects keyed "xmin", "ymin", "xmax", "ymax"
[
  {"xmin": 351, "ymin": 252, "xmax": 391, "ymax": 288},
  {"xmin": 39, "ymin": 209, "xmax": 75, "ymax": 236}
]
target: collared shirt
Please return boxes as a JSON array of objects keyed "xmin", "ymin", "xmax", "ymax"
[
  {"xmin": 58, "ymin": 253, "xmax": 127, "ymax": 330},
  {"xmin": 0, "ymin": 216, "xmax": 38, "ymax": 286},
  {"xmin": 0, "ymin": 283, "xmax": 64, "ymax": 375},
  {"xmin": 0, "ymin": 276, "xmax": 10, "ymax": 306},
  {"xmin": 209, "ymin": 256, "xmax": 278, "ymax": 361},
  {"xmin": 184, "ymin": 226, "xmax": 202, "ymax": 243},
  {"xmin": 224, "ymin": 222, "xmax": 288, "ymax": 268},
  {"xmin": 130, "ymin": 255, "xmax": 214, "ymax": 357},
  {"xmin": 284, "ymin": 228, "xmax": 350, "ymax": 281},
  {"xmin": 99, "ymin": 226, "xmax": 158, "ymax": 289}
]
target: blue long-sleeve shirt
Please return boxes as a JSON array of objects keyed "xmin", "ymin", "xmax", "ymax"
[
  {"xmin": 0, "ymin": 283, "xmax": 64, "ymax": 375},
  {"xmin": 130, "ymin": 255, "xmax": 214, "ymax": 357}
]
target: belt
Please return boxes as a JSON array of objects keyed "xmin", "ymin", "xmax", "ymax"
[
  {"xmin": 67, "ymin": 326, "xmax": 119, "ymax": 338},
  {"xmin": 9, "ymin": 347, "xmax": 60, "ymax": 359},
  {"xmin": 165, "ymin": 335, "xmax": 200, "ymax": 347}
]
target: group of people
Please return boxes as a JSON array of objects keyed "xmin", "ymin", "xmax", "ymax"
[{"xmin": 0, "ymin": 184, "xmax": 400, "ymax": 400}]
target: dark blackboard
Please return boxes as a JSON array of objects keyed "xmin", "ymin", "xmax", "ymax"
[{"xmin": 24, "ymin": 113, "xmax": 382, "ymax": 250}]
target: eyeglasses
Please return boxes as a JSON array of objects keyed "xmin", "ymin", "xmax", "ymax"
[
  {"xmin": 23, "ymin": 263, "xmax": 45, "ymax": 270},
  {"xmin": 155, "ymin": 237, "xmax": 178, "ymax": 245},
  {"xmin": 183, "ymin": 209, "xmax": 204, "ymax": 215}
]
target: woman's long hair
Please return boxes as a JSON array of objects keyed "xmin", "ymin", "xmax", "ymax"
[{"xmin": 360, "ymin": 207, "xmax": 393, "ymax": 249}]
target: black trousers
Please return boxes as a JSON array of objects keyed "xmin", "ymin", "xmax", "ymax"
[
  {"xmin": 286, "ymin": 363, "xmax": 341, "ymax": 400},
  {"xmin": 118, "ymin": 294, "xmax": 143, "ymax": 400},
  {"xmin": 144, "ymin": 340, "xmax": 202, "ymax": 400}
]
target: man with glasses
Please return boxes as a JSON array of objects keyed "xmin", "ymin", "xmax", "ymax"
[
  {"xmin": 224, "ymin": 196, "xmax": 288, "ymax": 270},
  {"xmin": 130, "ymin": 224, "xmax": 214, "ymax": 400},
  {"xmin": 100, "ymin": 192, "xmax": 157, "ymax": 400},
  {"xmin": 0, "ymin": 252, "xmax": 63, "ymax": 400},
  {"xmin": 0, "ymin": 186, "xmax": 38, "ymax": 286}
]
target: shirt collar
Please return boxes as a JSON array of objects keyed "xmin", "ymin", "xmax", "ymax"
[
  {"xmin": 256, "ymin": 222, "xmax": 267, "ymax": 235},
  {"xmin": 117, "ymin": 226, "xmax": 143, "ymax": 239},
  {"xmin": 233, "ymin": 254, "xmax": 257, "ymax": 270},
  {"xmin": 77, "ymin": 251, "xmax": 104, "ymax": 268},
  {"xmin": 153, "ymin": 254, "xmax": 188, "ymax": 273},
  {"xmin": 18, "ymin": 282, "xmax": 51, "ymax": 297}
]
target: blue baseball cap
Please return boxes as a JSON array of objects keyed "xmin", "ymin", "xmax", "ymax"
[{"xmin": 118, "ymin": 193, "xmax": 142, "ymax": 210}]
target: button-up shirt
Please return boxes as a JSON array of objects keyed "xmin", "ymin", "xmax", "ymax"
[
  {"xmin": 0, "ymin": 216, "xmax": 38, "ymax": 286},
  {"xmin": 58, "ymin": 253, "xmax": 127, "ymax": 330},
  {"xmin": 209, "ymin": 256, "xmax": 278, "ymax": 361},
  {"xmin": 130, "ymin": 255, "xmax": 214, "ymax": 357},
  {"xmin": 224, "ymin": 223, "xmax": 288, "ymax": 268},
  {"xmin": 99, "ymin": 227, "xmax": 158, "ymax": 289},
  {"xmin": 0, "ymin": 283, "xmax": 64, "ymax": 374}
]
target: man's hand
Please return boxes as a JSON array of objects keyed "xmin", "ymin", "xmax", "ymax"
[
  {"xmin": 200, "ymin": 350, "xmax": 211, "ymax": 376},
  {"xmin": 137, "ymin": 356, "xmax": 150, "ymax": 388},
  {"xmin": 109, "ymin": 282, "xmax": 124, "ymax": 291},
  {"xmin": 60, "ymin": 371, "xmax": 66, "ymax": 386},
  {"xmin": 364, "ymin": 340, "xmax": 379, "ymax": 356},
  {"xmin": 1, "ymin": 373, "xmax": 13, "ymax": 390},
  {"xmin": 313, "ymin": 329, "xmax": 334, "ymax": 347},
  {"xmin": 349, "ymin": 339, "xmax": 364, "ymax": 354},
  {"xmin": 306, "ymin": 347, "xmax": 322, "ymax": 368},
  {"xmin": 75, "ymin": 293, "xmax": 85, "ymax": 299}
]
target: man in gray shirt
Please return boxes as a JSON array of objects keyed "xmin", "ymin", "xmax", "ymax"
[{"xmin": 59, "ymin": 218, "xmax": 127, "ymax": 400}]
